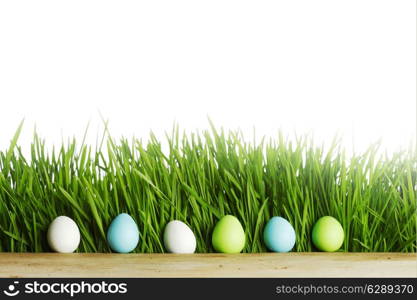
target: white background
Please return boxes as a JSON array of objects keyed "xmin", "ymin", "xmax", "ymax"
[{"xmin": 0, "ymin": 0, "xmax": 415, "ymax": 154}]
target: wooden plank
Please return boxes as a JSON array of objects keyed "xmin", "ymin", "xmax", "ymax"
[{"xmin": 0, "ymin": 253, "xmax": 415, "ymax": 278}]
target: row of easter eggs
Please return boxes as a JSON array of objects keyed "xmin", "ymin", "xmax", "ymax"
[{"xmin": 47, "ymin": 214, "xmax": 345, "ymax": 253}]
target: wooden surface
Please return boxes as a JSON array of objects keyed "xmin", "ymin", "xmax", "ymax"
[{"xmin": 0, "ymin": 253, "xmax": 415, "ymax": 278}]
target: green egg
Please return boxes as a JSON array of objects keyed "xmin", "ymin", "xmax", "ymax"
[
  {"xmin": 312, "ymin": 216, "xmax": 344, "ymax": 252},
  {"xmin": 212, "ymin": 215, "xmax": 245, "ymax": 253}
]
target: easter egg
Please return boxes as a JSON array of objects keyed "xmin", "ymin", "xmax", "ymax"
[
  {"xmin": 312, "ymin": 216, "xmax": 344, "ymax": 252},
  {"xmin": 212, "ymin": 215, "xmax": 245, "ymax": 253},
  {"xmin": 263, "ymin": 216, "xmax": 296, "ymax": 252},
  {"xmin": 107, "ymin": 213, "xmax": 140, "ymax": 253},
  {"xmin": 47, "ymin": 216, "xmax": 80, "ymax": 253},
  {"xmin": 164, "ymin": 220, "xmax": 196, "ymax": 254}
]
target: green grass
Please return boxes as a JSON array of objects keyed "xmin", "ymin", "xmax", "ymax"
[{"xmin": 0, "ymin": 121, "xmax": 416, "ymax": 253}]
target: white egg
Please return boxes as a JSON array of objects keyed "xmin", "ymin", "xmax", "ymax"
[
  {"xmin": 163, "ymin": 220, "xmax": 196, "ymax": 254},
  {"xmin": 47, "ymin": 216, "xmax": 81, "ymax": 253}
]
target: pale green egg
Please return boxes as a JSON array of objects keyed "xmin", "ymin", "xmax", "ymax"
[
  {"xmin": 312, "ymin": 216, "xmax": 344, "ymax": 252},
  {"xmin": 212, "ymin": 215, "xmax": 245, "ymax": 253}
]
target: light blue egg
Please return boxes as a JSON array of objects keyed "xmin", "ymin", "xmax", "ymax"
[
  {"xmin": 263, "ymin": 216, "xmax": 296, "ymax": 252},
  {"xmin": 107, "ymin": 213, "xmax": 140, "ymax": 253}
]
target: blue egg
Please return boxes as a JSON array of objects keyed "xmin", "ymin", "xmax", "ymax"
[
  {"xmin": 263, "ymin": 216, "xmax": 296, "ymax": 252},
  {"xmin": 107, "ymin": 213, "xmax": 140, "ymax": 253}
]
